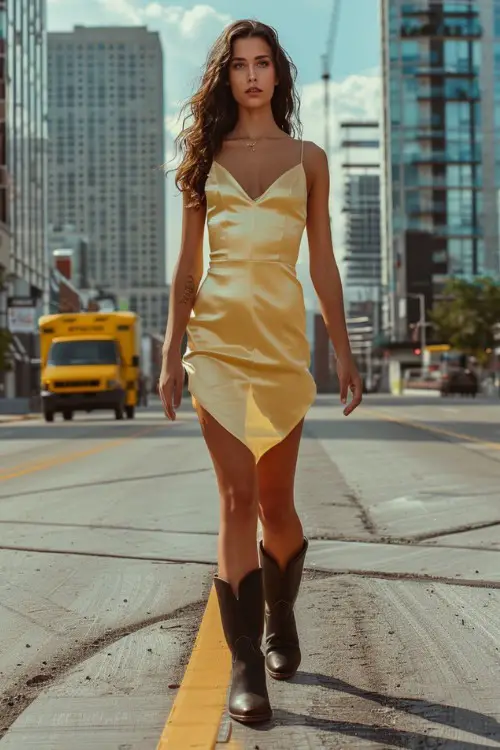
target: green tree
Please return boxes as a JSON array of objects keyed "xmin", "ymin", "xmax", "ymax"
[
  {"xmin": 430, "ymin": 277, "xmax": 500, "ymax": 363},
  {"xmin": 0, "ymin": 327, "xmax": 11, "ymax": 372}
]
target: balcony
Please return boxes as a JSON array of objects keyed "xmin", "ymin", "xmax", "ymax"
[
  {"xmin": 406, "ymin": 179, "xmax": 482, "ymax": 190},
  {"xmin": 406, "ymin": 219, "xmax": 483, "ymax": 237},
  {"xmin": 417, "ymin": 84, "xmax": 480, "ymax": 101},
  {"xmin": 402, "ymin": 4, "xmax": 479, "ymax": 19},
  {"xmin": 401, "ymin": 20, "xmax": 482, "ymax": 39},
  {"xmin": 413, "ymin": 66, "xmax": 478, "ymax": 78},
  {"xmin": 408, "ymin": 146, "xmax": 481, "ymax": 165},
  {"xmin": 408, "ymin": 201, "xmax": 448, "ymax": 216}
]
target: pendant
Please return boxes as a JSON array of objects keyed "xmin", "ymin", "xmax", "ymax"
[{"xmin": 246, "ymin": 141, "xmax": 257, "ymax": 151}]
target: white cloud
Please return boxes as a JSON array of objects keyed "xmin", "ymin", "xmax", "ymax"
[
  {"xmin": 99, "ymin": 0, "xmax": 142, "ymax": 23},
  {"xmin": 297, "ymin": 71, "xmax": 381, "ymax": 307}
]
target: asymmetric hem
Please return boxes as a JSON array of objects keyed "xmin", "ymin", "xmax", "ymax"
[{"xmin": 188, "ymin": 381, "xmax": 315, "ymax": 464}]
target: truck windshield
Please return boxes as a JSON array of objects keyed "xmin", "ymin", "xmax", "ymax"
[{"xmin": 48, "ymin": 339, "xmax": 119, "ymax": 366}]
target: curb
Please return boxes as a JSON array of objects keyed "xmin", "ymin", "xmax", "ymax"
[{"xmin": 0, "ymin": 414, "xmax": 40, "ymax": 424}]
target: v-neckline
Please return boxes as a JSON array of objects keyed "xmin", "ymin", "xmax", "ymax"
[{"xmin": 212, "ymin": 161, "xmax": 305, "ymax": 204}]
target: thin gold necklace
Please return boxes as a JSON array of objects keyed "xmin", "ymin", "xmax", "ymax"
[{"xmin": 227, "ymin": 135, "xmax": 287, "ymax": 152}]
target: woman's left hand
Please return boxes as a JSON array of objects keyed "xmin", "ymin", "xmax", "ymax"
[{"xmin": 336, "ymin": 355, "xmax": 363, "ymax": 416}]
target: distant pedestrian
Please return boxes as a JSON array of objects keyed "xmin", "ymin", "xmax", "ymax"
[{"xmin": 159, "ymin": 19, "xmax": 362, "ymax": 724}]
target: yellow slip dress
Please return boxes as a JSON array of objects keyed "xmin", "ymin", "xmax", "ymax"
[{"xmin": 182, "ymin": 140, "xmax": 317, "ymax": 462}]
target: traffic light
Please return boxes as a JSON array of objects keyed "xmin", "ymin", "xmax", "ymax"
[{"xmin": 414, "ymin": 348, "xmax": 422, "ymax": 356}]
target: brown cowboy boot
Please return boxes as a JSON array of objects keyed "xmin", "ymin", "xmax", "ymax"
[
  {"xmin": 259, "ymin": 538, "xmax": 308, "ymax": 680},
  {"xmin": 214, "ymin": 568, "xmax": 272, "ymax": 723}
]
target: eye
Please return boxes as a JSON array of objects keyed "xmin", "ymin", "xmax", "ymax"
[
  {"xmin": 258, "ymin": 60, "xmax": 270, "ymax": 67},
  {"xmin": 232, "ymin": 62, "xmax": 244, "ymax": 69}
]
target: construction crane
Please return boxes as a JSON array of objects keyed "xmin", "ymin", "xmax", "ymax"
[{"xmin": 321, "ymin": 0, "xmax": 342, "ymax": 164}]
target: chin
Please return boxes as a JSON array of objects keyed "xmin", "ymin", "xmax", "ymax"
[{"xmin": 241, "ymin": 95, "xmax": 273, "ymax": 109}]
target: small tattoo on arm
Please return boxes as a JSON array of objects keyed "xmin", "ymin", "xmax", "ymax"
[{"xmin": 180, "ymin": 275, "xmax": 196, "ymax": 304}]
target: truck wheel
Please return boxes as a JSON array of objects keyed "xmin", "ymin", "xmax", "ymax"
[
  {"xmin": 44, "ymin": 411, "xmax": 54, "ymax": 423},
  {"xmin": 115, "ymin": 408, "xmax": 124, "ymax": 420},
  {"xmin": 125, "ymin": 406, "xmax": 135, "ymax": 419},
  {"xmin": 63, "ymin": 410, "xmax": 73, "ymax": 421}
]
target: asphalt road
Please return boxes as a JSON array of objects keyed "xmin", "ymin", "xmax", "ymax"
[{"xmin": 0, "ymin": 394, "xmax": 499, "ymax": 749}]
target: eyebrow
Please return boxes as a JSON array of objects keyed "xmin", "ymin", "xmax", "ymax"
[{"xmin": 231, "ymin": 54, "xmax": 271, "ymax": 62}]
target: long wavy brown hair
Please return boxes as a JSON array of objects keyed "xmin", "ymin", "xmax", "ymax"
[{"xmin": 175, "ymin": 19, "xmax": 301, "ymax": 207}]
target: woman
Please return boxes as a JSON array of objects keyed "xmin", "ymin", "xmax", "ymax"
[{"xmin": 159, "ymin": 19, "xmax": 362, "ymax": 724}]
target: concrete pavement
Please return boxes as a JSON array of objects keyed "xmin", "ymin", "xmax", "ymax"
[{"xmin": 0, "ymin": 395, "xmax": 499, "ymax": 748}]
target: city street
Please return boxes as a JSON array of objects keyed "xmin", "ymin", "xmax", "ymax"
[{"xmin": 0, "ymin": 394, "xmax": 499, "ymax": 749}]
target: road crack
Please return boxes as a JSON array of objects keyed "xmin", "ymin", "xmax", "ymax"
[{"xmin": 0, "ymin": 597, "xmax": 205, "ymax": 738}]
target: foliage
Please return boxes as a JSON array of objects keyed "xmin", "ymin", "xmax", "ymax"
[
  {"xmin": 0, "ymin": 268, "xmax": 12, "ymax": 372},
  {"xmin": 0, "ymin": 327, "xmax": 11, "ymax": 372},
  {"xmin": 430, "ymin": 277, "xmax": 500, "ymax": 364}
]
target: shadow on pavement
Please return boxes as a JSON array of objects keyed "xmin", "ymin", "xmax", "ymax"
[
  {"xmin": 1, "ymin": 397, "xmax": 499, "ymax": 443},
  {"xmin": 246, "ymin": 671, "xmax": 499, "ymax": 747},
  {"xmin": 325, "ymin": 394, "xmax": 498, "ymax": 409},
  {"xmin": 304, "ymin": 420, "xmax": 500, "ymax": 445},
  {"xmin": 2, "ymin": 419, "xmax": 498, "ymax": 444},
  {"xmin": 252, "ymin": 671, "xmax": 500, "ymax": 747},
  {"xmin": 262, "ymin": 710, "xmax": 499, "ymax": 749}
]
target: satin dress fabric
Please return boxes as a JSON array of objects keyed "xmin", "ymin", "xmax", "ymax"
[{"xmin": 183, "ymin": 158, "xmax": 317, "ymax": 462}]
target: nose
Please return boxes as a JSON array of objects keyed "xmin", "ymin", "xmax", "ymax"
[{"xmin": 247, "ymin": 66, "xmax": 257, "ymax": 82}]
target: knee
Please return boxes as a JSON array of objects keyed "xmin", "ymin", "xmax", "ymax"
[
  {"xmin": 220, "ymin": 481, "xmax": 257, "ymax": 525},
  {"xmin": 259, "ymin": 485, "xmax": 295, "ymax": 531}
]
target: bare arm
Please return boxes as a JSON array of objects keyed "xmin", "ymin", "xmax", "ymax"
[
  {"xmin": 163, "ymin": 192, "xmax": 206, "ymax": 354},
  {"xmin": 306, "ymin": 144, "xmax": 351, "ymax": 359},
  {"xmin": 159, "ymin": 192, "xmax": 205, "ymax": 420},
  {"xmin": 305, "ymin": 143, "xmax": 362, "ymax": 414}
]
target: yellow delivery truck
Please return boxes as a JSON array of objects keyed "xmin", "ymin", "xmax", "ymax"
[{"xmin": 39, "ymin": 311, "xmax": 140, "ymax": 422}]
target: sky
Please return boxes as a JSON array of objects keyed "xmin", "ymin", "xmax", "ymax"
[{"xmin": 47, "ymin": 0, "xmax": 382, "ymax": 308}]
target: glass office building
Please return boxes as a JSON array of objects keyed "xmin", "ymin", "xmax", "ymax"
[
  {"xmin": 341, "ymin": 122, "xmax": 382, "ymax": 334},
  {"xmin": 381, "ymin": 0, "xmax": 498, "ymax": 338},
  {"xmin": 47, "ymin": 27, "xmax": 167, "ymax": 332},
  {"xmin": 4, "ymin": 0, "xmax": 47, "ymax": 294},
  {"xmin": 0, "ymin": 0, "xmax": 47, "ymax": 399}
]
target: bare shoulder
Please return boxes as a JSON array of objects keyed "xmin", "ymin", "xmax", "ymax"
[
  {"xmin": 302, "ymin": 140, "xmax": 327, "ymax": 168},
  {"xmin": 301, "ymin": 141, "xmax": 328, "ymax": 191}
]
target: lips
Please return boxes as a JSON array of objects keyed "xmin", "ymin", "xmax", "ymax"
[{"xmin": 246, "ymin": 87, "xmax": 262, "ymax": 93}]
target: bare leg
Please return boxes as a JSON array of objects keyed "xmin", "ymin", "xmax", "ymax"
[
  {"xmin": 257, "ymin": 419, "xmax": 304, "ymax": 569},
  {"xmin": 257, "ymin": 419, "xmax": 307, "ymax": 681},
  {"xmin": 194, "ymin": 402, "xmax": 258, "ymax": 590},
  {"xmin": 194, "ymin": 401, "xmax": 271, "ymax": 722}
]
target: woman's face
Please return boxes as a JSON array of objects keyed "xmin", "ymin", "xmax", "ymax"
[{"xmin": 228, "ymin": 36, "xmax": 277, "ymax": 109}]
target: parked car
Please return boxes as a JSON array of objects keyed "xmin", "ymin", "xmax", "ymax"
[{"xmin": 440, "ymin": 368, "xmax": 479, "ymax": 397}]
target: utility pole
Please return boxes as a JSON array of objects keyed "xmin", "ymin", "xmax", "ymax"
[
  {"xmin": 321, "ymin": 53, "xmax": 330, "ymax": 164},
  {"xmin": 321, "ymin": 0, "xmax": 342, "ymax": 167}
]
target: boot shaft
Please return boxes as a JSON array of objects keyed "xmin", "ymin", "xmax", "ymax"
[
  {"xmin": 214, "ymin": 567, "xmax": 265, "ymax": 653},
  {"xmin": 213, "ymin": 567, "xmax": 272, "ymax": 723},
  {"xmin": 259, "ymin": 538, "xmax": 308, "ymax": 608}
]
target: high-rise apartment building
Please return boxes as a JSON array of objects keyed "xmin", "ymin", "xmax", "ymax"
[
  {"xmin": 47, "ymin": 26, "xmax": 168, "ymax": 332},
  {"xmin": 0, "ymin": 0, "xmax": 47, "ymax": 399},
  {"xmin": 381, "ymin": 0, "xmax": 498, "ymax": 339},
  {"xmin": 341, "ymin": 122, "xmax": 382, "ymax": 335}
]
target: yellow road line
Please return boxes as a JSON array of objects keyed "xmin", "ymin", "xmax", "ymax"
[
  {"xmin": 0, "ymin": 429, "xmax": 138, "ymax": 478},
  {"xmin": 157, "ymin": 586, "xmax": 238, "ymax": 750},
  {"xmin": 370, "ymin": 409, "xmax": 500, "ymax": 451},
  {"xmin": 0, "ymin": 424, "xmax": 164, "ymax": 482}
]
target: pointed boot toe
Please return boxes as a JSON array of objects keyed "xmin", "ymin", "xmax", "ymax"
[
  {"xmin": 266, "ymin": 647, "xmax": 301, "ymax": 680},
  {"xmin": 229, "ymin": 688, "xmax": 273, "ymax": 723}
]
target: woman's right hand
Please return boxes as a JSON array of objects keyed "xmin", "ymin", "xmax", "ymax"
[{"xmin": 158, "ymin": 349, "xmax": 184, "ymax": 421}]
